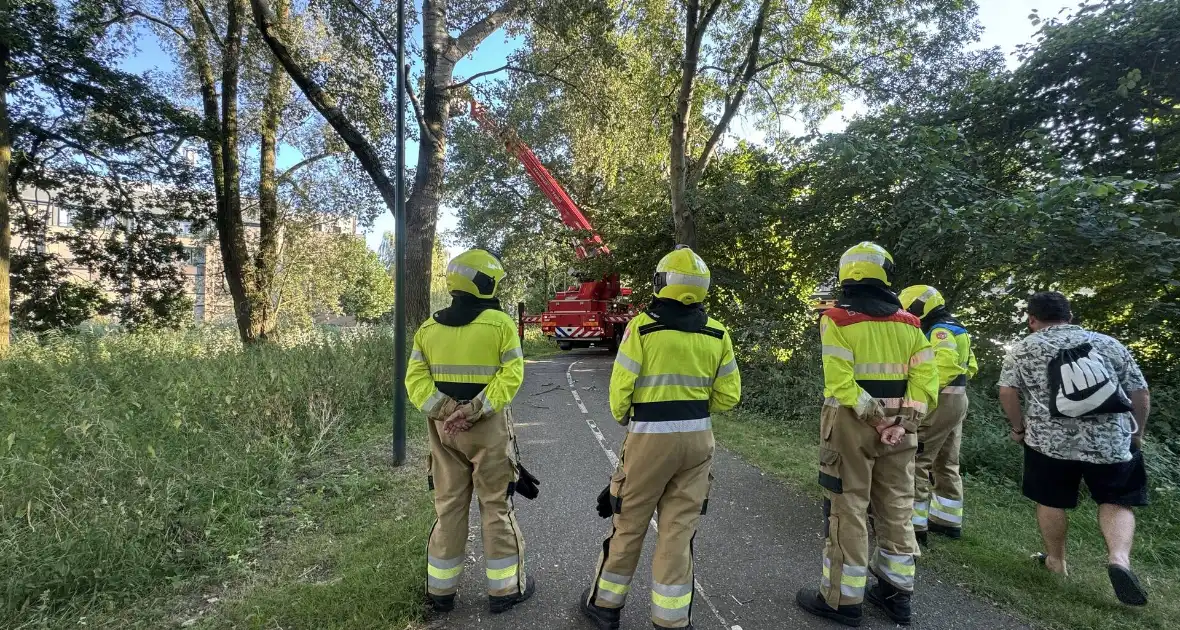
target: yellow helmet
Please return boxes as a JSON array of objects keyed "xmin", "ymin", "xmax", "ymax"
[
  {"xmin": 899, "ymin": 285, "xmax": 945, "ymax": 319},
  {"xmin": 653, "ymin": 245, "xmax": 710, "ymax": 304},
  {"xmin": 838, "ymin": 242, "xmax": 895, "ymax": 287},
  {"xmin": 445, "ymin": 249, "xmax": 506, "ymax": 299}
]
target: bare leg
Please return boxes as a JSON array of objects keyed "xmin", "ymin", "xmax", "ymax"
[
  {"xmin": 1098, "ymin": 503, "xmax": 1135, "ymax": 568},
  {"xmin": 1036, "ymin": 504, "xmax": 1069, "ymax": 575}
]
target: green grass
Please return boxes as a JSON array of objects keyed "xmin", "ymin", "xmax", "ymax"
[
  {"xmin": 522, "ymin": 327, "xmax": 561, "ymax": 358},
  {"xmin": 0, "ymin": 326, "xmax": 433, "ymax": 629},
  {"xmin": 716, "ymin": 364, "xmax": 1180, "ymax": 630}
]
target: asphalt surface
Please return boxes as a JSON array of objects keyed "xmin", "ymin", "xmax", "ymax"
[{"xmin": 429, "ymin": 352, "xmax": 1035, "ymax": 630}]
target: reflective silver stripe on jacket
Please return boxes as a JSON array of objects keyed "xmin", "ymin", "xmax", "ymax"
[
  {"xmin": 629, "ymin": 418, "xmax": 712, "ymax": 434},
  {"xmin": 420, "ymin": 390, "xmax": 446, "ymax": 413},
  {"xmin": 941, "ymin": 385, "xmax": 967, "ymax": 395},
  {"xmin": 909, "ymin": 348, "xmax": 934, "ymax": 365},
  {"xmin": 615, "ymin": 352, "xmax": 642, "ymax": 374},
  {"xmin": 716, "ymin": 358, "xmax": 738, "ymax": 377},
  {"xmin": 430, "ymin": 364, "xmax": 499, "ymax": 376},
  {"xmin": 853, "ymin": 362, "xmax": 908, "ymax": 375},
  {"xmin": 634, "ymin": 374, "xmax": 713, "ymax": 388},
  {"xmin": 501, "ymin": 347, "xmax": 523, "ymax": 363},
  {"xmin": 822, "ymin": 344, "xmax": 855, "ymax": 362}
]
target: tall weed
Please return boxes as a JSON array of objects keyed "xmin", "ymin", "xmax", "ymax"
[{"xmin": 0, "ymin": 326, "xmax": 397, "ymax": 622}]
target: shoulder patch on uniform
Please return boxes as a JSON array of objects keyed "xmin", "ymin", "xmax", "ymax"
[
  {"xmin": 934, "ymin": 330, "xmax": 950, "ymax": 341},
  {"xmin": 622, "ymin": 326, "xmax": 632, "ymax": 343}
]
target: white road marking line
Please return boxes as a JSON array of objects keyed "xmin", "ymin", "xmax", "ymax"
[{"xmin": 565, "ymin": 359, "xmax": 740, "ymax": 630}]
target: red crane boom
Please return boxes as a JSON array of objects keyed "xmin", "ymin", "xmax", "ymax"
[
  {"xmin": 467, "ymin": 98, "xmax": 635, "ymax": 351},
  {"xmin": 469, "ymin": 100, "xmax": 608, "ymax": 260}
]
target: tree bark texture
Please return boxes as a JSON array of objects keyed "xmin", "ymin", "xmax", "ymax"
[
  {"xmin": 215, "ymin": 0, "xmax": 261, "ymax": 343},
  {"xmin": 404, "ymin": 0, "xmax": 517, "ymax": 325},
  {"xmin": 253, "ymin": 0, "xmax": 290, "ymax": 341},
  {"xmin": 0, "ymin": 1, "xmax": 12, "ymax": 354},
  {"xmin": 670, "ymin": 0, "xmax": 706, "ymax": 249}
]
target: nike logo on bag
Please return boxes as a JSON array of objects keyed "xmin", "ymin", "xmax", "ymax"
[{"xmin": 1055, "ymin": 378, "xmax": 1118, "ymax": 417}]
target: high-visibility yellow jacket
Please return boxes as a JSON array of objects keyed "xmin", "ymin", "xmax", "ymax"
[
  {"xmin": 609, "ymin": 312, "xmax": 741, "ymax": 433},
  {"xmin": 820, "ymin": 308, "xmax": 938, "ymax": 425},
  {"xmin": 927, "ymin": 321, "xmax": 978, "ymax": 393},
  {"xmin": 405, "ymin": 309, "xmax": 525, "ymax": 417}
]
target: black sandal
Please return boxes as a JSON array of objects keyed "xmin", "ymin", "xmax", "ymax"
[{"xmin": 1108, "ymin": 565, "xmax": 1148, "ymax": 606}]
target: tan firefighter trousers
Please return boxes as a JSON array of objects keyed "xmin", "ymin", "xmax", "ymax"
[
  {"xmin": 426, "ymin": 407, "xmax": 527, "ymax": 598},
  {"xmin": 818, "ymin": 403, "xmax": 919, "ymax": 607},
  {"xmin": 588, "ymin": 429, "xmax": 714, "ymax": 629},
  {"xmin": 913, "ymin": 392, "xmax": 967, "ymax": 532}
]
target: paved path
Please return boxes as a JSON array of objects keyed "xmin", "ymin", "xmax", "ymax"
[{"xmin": 431, "ymin": 352, "xmax": 1034, "ymax": 630}]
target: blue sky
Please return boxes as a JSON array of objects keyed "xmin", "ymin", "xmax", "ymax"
[{"xmin": 122, "ymin": 1, "xmax": 1074, "ymax": 254}]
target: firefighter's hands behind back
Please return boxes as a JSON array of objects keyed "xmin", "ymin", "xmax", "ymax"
[
  {"xmin": 878, "ymin": 425, "xmax": 906, "ymax": 446},
  {"xmin": 441, "ymin": 398, "xmax": 486, "ymax": 435},
  {"xmin": 861, "ymin": 397, "xmax": 887, "ymax": 427}
]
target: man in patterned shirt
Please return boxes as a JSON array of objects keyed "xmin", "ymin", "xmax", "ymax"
[{"xmin": 998, "ymin": 291, "xmax": 1151, "ymax": 606}]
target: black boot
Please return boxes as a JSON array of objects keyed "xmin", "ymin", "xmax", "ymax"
[
  {"xmin": 929, "ymin": 522, "xmax": 962, "ymax": 539},
  {"xmin": 866, "ymin": 580, "xmax": 913, "ymax": 625},
  {"xmin": 489, "ymin": 575, "xmax": 536, "ymax": 614},
  {"xmin": 915, "ymin": 529, "xmax": 929, "ymax": 547},
  {"xmin": 795, "ymin": 589, "xmax": 863, "ymax": 627},
  {"xmin": 580, "ymin": 587, "xmax": 621, "ymax": 630},
  {"xmin": 426, "ymin": 592, "xmax": 455, "ymax": 613}
]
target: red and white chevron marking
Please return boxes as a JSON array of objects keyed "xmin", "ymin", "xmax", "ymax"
[
  {"xmin": 604, "ymin": 315, "xmax": 633, "ymax": 323},
  {"xmin": 521, "ymin": 315, "xmax": 543, "ymax": 323},
  {"xmin": 555, "ymin": 326, "xmax": 603, "ymax": 339}
]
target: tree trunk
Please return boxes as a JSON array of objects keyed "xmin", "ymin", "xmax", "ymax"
[
  {"xmin": 253, "ymin": 0, "xmax": 289, "ymax": 341},
  {"xmin": 0, "ymin": 6, "xmax": 11, "ymax": 355},
  {"xmin": 404, "ymin": 0, "xmax": 454, "ymax": 326},
  {"xmin": 216, "ymin": 0, "xmax": 258, "ymax": 343},
  {"xmin": 670, "ymin": 0, "xmax": 703, "ymax": 249}
]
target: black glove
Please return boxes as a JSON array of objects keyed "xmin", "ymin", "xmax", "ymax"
[
  {"xmin": 515, "ymin": 463, "xmax": 540, "ymax": 500},
  {"xmin": 596, "ymin": 485, "xmax": 613, "ymax": 518}
]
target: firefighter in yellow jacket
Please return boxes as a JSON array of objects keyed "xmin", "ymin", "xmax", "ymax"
[
  {"xmin": 796, "ymin": 243, "xmax": 939, "ymax": 627},
  {"xmin": 580, "ymin": 246, "xmax": 741, "ymax": 630},
  {"xmin": 405, "ymin": 249, "xmax": 534, "ymax": 614},
  {"xmin": 899, "ymin": 285, "xmax": 978, "ymax": 545}
]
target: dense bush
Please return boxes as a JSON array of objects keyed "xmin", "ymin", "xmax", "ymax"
[
  {"xmin": 0, "ymin": 327, "xmax": 397, "ymax": 620},
  {"xmin": 737, "ymin": 342, "xmax": 1180, "ymax": 490}
]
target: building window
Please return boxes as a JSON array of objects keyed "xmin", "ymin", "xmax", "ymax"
[
  {"xmin": 183, "ymin": 247, "xmax": 205, "ymax": 266},
  {"xmin": 176, "ymin": 220, "xmax": 192, "ymax": 235},
  {"xmin": 56, "ymin": 206, "xmax": 72, "ymax": 227}
]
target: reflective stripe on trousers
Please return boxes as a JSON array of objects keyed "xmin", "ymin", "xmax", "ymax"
[
  {"xmin": 486, "ymin": 555, "xmax": 520, "ymax": 592},
  {"xmin": 822, "ymin": 557, "xmax": 867, "ymax": 599},
  {"xmin": 596, "ymin": 570, "xmax": 632, "ymax": 605},
  {"xmin": 912, "ymin": 500, "xmax": 929, "ymax": 529},
  {"xmin": 931, "ymin": 494, "xmax": 964, "ymax": 525},
  {"xmin": 874, "ymin": 549, "xmax": 915, "ymax": 591},
  {"xmin": 629, "ymin": 418, "xmax": 712, "ymax": 434},
  {"xmin": 428, "ymin": 555, "xmax": 463, "ymax": 592},
  {"xmin": 651, "ymin": 582, "xmax": 693, "ymax": 623}
]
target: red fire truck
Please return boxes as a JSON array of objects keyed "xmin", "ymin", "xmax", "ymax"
[{"xmin": 469, "ymin": 100, "xmax": 637, "ymax": 351}]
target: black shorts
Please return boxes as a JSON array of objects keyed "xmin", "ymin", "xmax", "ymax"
[{"xmin": 1022, "ymin": 445, "xmax": 1149, "ymax": 509}]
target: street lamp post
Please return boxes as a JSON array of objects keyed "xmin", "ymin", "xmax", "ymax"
[{"xmin": 392, "ymin": 0, "xmax": 408, "ymax": 466}]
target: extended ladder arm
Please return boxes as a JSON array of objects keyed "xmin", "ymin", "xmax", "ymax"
[{"xmin": 469, "ymin": 99, "xmax": 609, "ymax": 260}]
